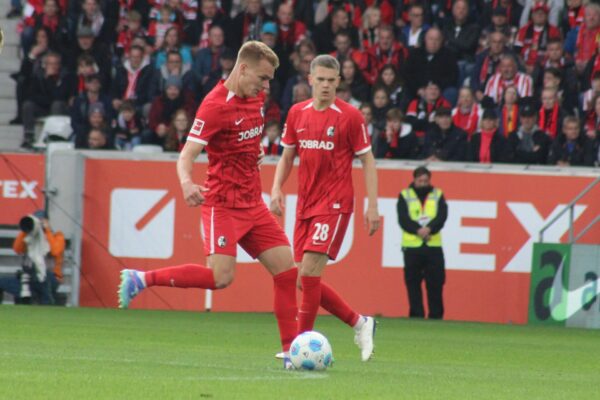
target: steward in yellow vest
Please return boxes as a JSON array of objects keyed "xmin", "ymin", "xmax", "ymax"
[{"xmin": 396, "ymin": 166, "xmax": 448, "ymax": 319}]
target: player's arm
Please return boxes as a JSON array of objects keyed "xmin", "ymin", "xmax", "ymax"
[
  {"xmin": 177, "ymin": 140, "xmax": 208, "ymax": 207},
  {"xmin": 271, "ymin": 112, "xmax": 298, "ymax": 216},
  {"xmin": 270, "ymin": 146, "xmax": 297, "ymax": 216},
  {"xmin": 358, "ymin": 150, "xmax": 380, "ymax": 236}
]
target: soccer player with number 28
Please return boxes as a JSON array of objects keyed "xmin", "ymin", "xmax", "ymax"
[{"xmin": 271, "ymin": 54, "xmax": 381, "ymax": 362}]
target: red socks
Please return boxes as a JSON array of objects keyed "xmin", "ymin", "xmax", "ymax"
[
  {"xmin": 273, "ymin": 268, "xmax": 299, "ymax": 352},
  {"xmin": 320, "ymin": 282, "xmax": 360, "ymax": 327},
  {"xmin": 298, "ymin": 276, "xmax": 322, "ymax": 333},
  {"xmin": 145, "ymin": 264, "xmax": 217, "ymax": 289}
]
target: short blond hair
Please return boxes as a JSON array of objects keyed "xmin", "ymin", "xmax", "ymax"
[{"xmin": 237, "ymin": 41, "xmax": 279, "ymax": 68}]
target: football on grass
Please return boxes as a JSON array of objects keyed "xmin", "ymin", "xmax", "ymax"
[{"xmin": 289, "ymin": 331, "xmax": 333, "ymax": 371}]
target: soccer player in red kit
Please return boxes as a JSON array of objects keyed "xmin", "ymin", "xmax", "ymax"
[
  {"xmin": 271, "ymin": 55, "xmax": 381, "ymax": 362},
  {"xmin": 117, "ymin": 41, "xmax": 299, "ymax": 368}
]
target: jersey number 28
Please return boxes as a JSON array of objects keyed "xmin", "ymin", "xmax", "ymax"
[{"xmin": 312, "ymin": 223, "xmax": 330, "ymax": 242}]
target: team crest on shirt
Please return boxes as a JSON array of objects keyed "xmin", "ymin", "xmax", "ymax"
[
  {"xmin": 218, "ymin": 236, "xmax": 227, "ymax": 248},
  {"xmin": 326, "ymin": 126, "xmax": 335, "ymax": 137}
]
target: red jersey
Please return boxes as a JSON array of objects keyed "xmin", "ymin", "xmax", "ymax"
[
  {"xmin": 281, "ymin": 98, "xmax": 371, "ymax": 219},
  {"xmin": 187, "ymin": 81, "xmax": 265, "ymax": 208}
]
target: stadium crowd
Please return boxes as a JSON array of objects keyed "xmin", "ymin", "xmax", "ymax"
[{"xmin": 6, "ymin": 0, "xmax": 600, "ymax": 166}]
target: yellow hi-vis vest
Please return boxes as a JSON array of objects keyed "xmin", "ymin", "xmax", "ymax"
[{"xmin": 401, "ymin": 187, "xmax": 443, "ymax": 248}]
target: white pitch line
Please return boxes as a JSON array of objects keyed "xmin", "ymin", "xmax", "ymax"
[{"xmin": 0, "ymin": 352, "xmax": 330, "ymax": 377}]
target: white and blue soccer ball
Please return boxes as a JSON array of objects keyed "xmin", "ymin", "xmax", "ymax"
[{"xmin": 289, "ymin": 331, "xmax": 333, "ymax": 371}]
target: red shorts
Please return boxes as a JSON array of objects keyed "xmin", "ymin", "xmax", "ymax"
[
  {"xmin": 293, "ymin": 213, "xmax": 351, "ymax": 263},
  {"xmin": 201, "ymin": 203, "xmax": 290, "ymax": 259}
]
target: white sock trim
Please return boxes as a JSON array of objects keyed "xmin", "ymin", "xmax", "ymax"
[
  {"xmin": 353, "ymin": 315, "xmax": 366, "ymax": 331},
  {"xmin": 139, "ymin": 271, "xmax": 147, "ymax": 288}
]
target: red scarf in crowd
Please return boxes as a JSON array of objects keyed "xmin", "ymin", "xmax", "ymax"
[
  {"xmin": 452, "ymin": 104, "xmax": 479, "ymax": 137},
  {"xmin": 77, "ymin": 75, "xmax": 86, "ymax": 93},
  {"xmin": 125, "ymin": 69, "xmax": 141, "ymax": 99},
  {"xmin": 585, "ymin": 110, "xmax": 599, "ymax": 131},
  {"xmin": 575, "ymin": 24, "xmax": 600, "ymax": 62},
  {"xmin": 502, "ymin": 104, "xmax": 518, "ymax": 136},
  {"xmin": 479, "ymin": 129, "xmax": 496, "ymax": 163},
  {"xmin": 479, "ymin": 54, "xmax": 501, "ymax": 87},
  {"xmin": 539, "ymin": 104, "xmax": 559, "ymax": 138},
  {"xmin": 568, "ymin": 6, "xmax": 584, "ymax": 29},
  {"xmin": 42, "ymin": 14, "xmax": 59, "ymax": 32}
]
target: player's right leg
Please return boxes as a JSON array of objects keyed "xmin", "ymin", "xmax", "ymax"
[
  {"xmin": 297, "ymin": 251, "xmax": 329, "ymax": 333},
  {"xmin": 118, "ymin": 206, "xmax": 238, "ymax": 308},
  {"xmin": 296, "ymin": 214, "xmax": 376, "ymax": 361}
]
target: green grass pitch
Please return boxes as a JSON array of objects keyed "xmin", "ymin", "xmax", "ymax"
[{"xmin": 1, "ymin": 306, "xmax": 599, "ymax": 400}]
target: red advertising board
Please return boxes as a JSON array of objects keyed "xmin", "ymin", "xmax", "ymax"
[
  {"xmin": 79, "ymin": 158, "xmax": 600, "ymax": 324},
  {"xmin": 0, "ymin": 153, "xmax": 45, "ymax": 225}
]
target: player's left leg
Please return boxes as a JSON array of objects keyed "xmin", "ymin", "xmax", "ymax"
[{"xmin": 257, "ymin": 246, "xmax": 298, "ymax": 370}]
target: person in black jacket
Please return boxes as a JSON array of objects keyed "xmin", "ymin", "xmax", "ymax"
[
  {"xmin": 111, "ymin": 45, "xmax": 155, "ymax": 116},
  {"xmin": 508, "ymin": 102, "xmax": 551, "ymax": 164},
  {"xmin": 70, "ymin": 73, "xmax": 113, "ymax": 149},
  {"xmin": 375, "ymin": 108, "xmax": 419, "ymax": 159},
  {"xmin": 548, "ymin": 116, "xmax": 595, "ymax": 166},
  {"xmin": 312, "ymin": 8, "xmax": 359, "ymax": 54},
  {"xmin": 405, "ymin": 27, "xmax": 458, "ymax": 102},
  {"xmin": 442, "ymin": 0, "xmax": 480, "ymax": 87},
  {"xmin": 227, "ymin": 0, "xmax": 272, "ymax": 51},
  {"xmin": 468, "ymin": 108, "xmax": 512, "ymax": 163},
  {"xmin": 397, "ymin": 166, "xmax": 448, "ymax": 319},
  {"xmin": 64, "ymin": 26, "xmax": 112, "ymax": 89},
  {"xmin": 21, "ymin": 51, "xmax": 74, "ymax": 148},
  {"xmin": 421, "ymin": 107, "xmax": 468, "ymax": 161}
]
